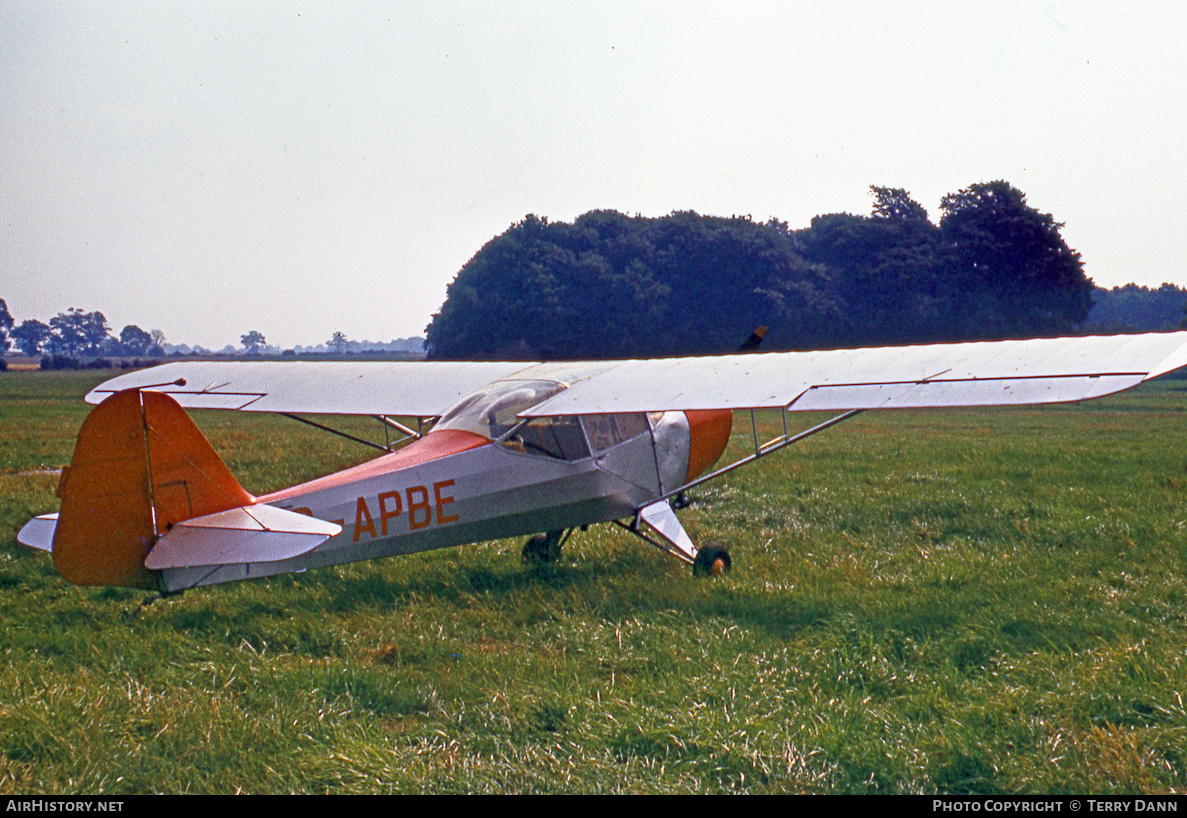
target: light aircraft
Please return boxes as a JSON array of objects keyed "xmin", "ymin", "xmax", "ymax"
[{"xmin": 17, "ymin": 332, "xmax": 1187, "ymax": 594}]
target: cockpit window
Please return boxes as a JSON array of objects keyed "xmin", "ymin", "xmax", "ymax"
[
  {"xmin": 434, "ymin": 380, "xmax": 567, "ymax": 440},
  {"xmin": 582, "ymin": 413, "xmax": 651, "ymax": 453},
  {"xmin": 500, "ymin": 416, "xmax": 590, "ymax": 461}
]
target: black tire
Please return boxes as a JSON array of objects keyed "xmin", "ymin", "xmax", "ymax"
[
  {"xmin": 522, "ymin": 531, "xmax": 563, "ymax": 565},
  {"xmin": 693, "ymin": 543, "xmax": 732, "ymax": 577}
]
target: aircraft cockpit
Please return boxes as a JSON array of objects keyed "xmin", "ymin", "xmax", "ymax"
[
  {"xmin": 434, "ymin": 379, "xmax": 589, "ymax": 461},
  {"xmin": 434, "ymin": 379, "xmax": 567, "ymax": 440},
  {"xmin": 432, "ymin": 379, "xmax": 652, "ymax": 463}
]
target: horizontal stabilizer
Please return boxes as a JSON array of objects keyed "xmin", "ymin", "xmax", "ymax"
[
  {"xmin": 17, "ymin": 513, "xmax": 58, "ymax": 553},
  {"xmin": 145, "ymin": 504, "xmax": 341, "ymax": 570}
]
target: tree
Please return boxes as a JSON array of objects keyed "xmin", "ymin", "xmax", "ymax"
[
  {"xmin": 49, "ymin": 309, "xmax": 110, "ymax": 356},
  {"xmin": 241, "ymin": 330, "xmax": 266, "ymax": 355},
  {"xmin": 1084, "ymin": 283, "xmax": 1187, "ymax": 332},
  {"xmin": 870, "ymin": 186, "xmax": 929, "ymax": 222},
  {"xmin": 328, "ymin": 331, "xmax": 348, "ymax": 354},
  {"xmin": 798, "ymin": 182, "xmax": 1094, "ymax": 343},
  {"xmin": 426, "ymin": 186, "xmax": 1095, "ymax": 358},
  {"xmin": 797, "ymin": 189, "xmax": 943, "ymax": 345},
  {"xmin": 939, "ymin": 181, "xmax": 1092, "ymax": 337},
  {"xmin": 12, "ymin": 319, "xmax": 49, "ymax": 356},
  {"xmin": 426, "ymin": 210, "xmax": 837, "ymax": 359},
  {"xmin": 149, "ymin": 329, "xmax": 167, "ymax": 355},
  {"xmin": 0, "ymin": 299, "xmax": 12, "ymax": 353},
  {"xmin": 119, "ymin": 325, "xmax": 153, "ymax": 356}
]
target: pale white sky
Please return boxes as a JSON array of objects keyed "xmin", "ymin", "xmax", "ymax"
[{"xmin": 2, "ymin": 1, "xmax": 1185, "ymax": 350}]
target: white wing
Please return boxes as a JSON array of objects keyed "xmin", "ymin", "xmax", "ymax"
[
  {"xmin": 524, "ymin": 332, "xmax": 1187, "ymax": 415},
  {"xmin": 86, "ymin": 360, "xmax": 538, "ymax": 416},
  {"xmin": 86, "ymin": 332, "xmax": 1187, "ymax": 418}
]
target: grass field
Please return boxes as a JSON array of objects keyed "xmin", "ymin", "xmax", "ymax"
[{"xmin": 1, "ymin": 369, "xmax": 1185, "ymax": 794}]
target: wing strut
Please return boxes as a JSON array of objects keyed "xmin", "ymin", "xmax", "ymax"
[
  {"xmin": 378, "ymin": 415, "xmax": 421, "ymax": 440},
  {"xmin": 281, "ymin": 413, "xmax": 426, "ymax": 453},
  {"xmin": 652, "ymin": 409, "xmax": 863, "ymax": 507}
]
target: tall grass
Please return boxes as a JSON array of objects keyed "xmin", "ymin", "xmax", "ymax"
[{"xmin": 1, "ymin": 370, "xmax": 1185, "ymax": 793}]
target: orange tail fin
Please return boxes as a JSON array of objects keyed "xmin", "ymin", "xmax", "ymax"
[{"xmin": 53, "ymin": 389, "xmax": 253, "ymax": 588}]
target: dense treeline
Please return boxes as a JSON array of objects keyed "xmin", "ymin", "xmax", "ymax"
[
  {"xmin": 428, "ymin": 209, "xmax": 837, "ymax": 358},
  {"xmin": 425, "ymin": 182, "xmax": 1095, "ymax": 359},
  {"xmin": 1084, "ymin": 283, "xmax": 1187, "ymax": 333}
]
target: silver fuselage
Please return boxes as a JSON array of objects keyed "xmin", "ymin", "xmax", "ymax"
[{"xmin": 158, "ymin": 413, "xmax": 692, "ymax": 592}]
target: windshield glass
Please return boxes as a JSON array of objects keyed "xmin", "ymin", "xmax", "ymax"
[{"xmin": 433, "ymin": 380, "xmax": 567, "ymax": 440}]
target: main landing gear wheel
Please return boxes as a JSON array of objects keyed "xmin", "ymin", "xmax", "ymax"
[
  {"xmin": 522, "ymin": 530, "xmax": 565, "ymax": 565},
  {"xmin": 693, "ymin": 543, "xmax": 732, "ymax": 577}
]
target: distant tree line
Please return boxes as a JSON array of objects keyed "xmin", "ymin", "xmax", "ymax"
[
  {"xmin": 1083, "ymin": 283, "xmax": 1187, "ymax": 333},
  {"xmin": 313, "ymin": 334, "xmax": 424, "ymax": 355},
  {"xmin": 0, "ymin": 302, "xmax": 427, "ymax": 365},
  {"xmin": 425, "ymin": 181, "xmax": 1096, "ymax": 359},
  {"xmin": 0, "ymin": 302, "xmax": 165, "ymax": 367}
]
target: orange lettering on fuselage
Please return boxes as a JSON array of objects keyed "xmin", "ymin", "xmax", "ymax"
[
  {"xmin": 406, "ymin": 485, "xmax": 431, "ymax": 530},
  {"xmin": 352, "ymin": 481, "xmax": 461, "ymax": 541},
  {"xmin": 378, "ymin": 490, "xmax": 402, "ymax": 535},
  {"xmin": 353, "ymin": 496, "xmax": 377, "ymax": 542},
  {"xmin": 434, "ymin": 479, "xmax": 458, "ymax": 524}
]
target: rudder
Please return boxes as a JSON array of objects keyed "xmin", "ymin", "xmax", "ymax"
[{"xmin": 53, "ymin": 389, "xmax": 253, "ymax": 588}]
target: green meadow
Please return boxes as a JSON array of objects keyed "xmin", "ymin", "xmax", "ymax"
[{"xmin": 1, "ymin": 370, "xmax": 1185, "ymax": 794}]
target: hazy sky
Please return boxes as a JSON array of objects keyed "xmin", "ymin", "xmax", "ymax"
[{"xmin": 3, "ymin": 1, "xmax": 1185, "ymax": 350}]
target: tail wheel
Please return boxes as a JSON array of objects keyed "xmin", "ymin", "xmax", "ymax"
[
  {"xmin": 693, "ymin": 542, "xmax": 731, "ymax": 577},
  {"xmin": 522, "ymin": 530, "xmax": 564, "ymax": 565}
]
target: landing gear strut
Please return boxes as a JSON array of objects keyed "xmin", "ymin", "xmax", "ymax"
[
  {"xmin": 614, "ymin": 501, "xmax": 734, "ymax": 577},
  {"xmin": 522, "ymin": 529, "xmax": 570, "ymax": 565}
]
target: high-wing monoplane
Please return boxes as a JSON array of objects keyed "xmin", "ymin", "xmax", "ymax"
[{"xmin": 18, "ymin": 332, "xmax": 1187, "ymax": 594}]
